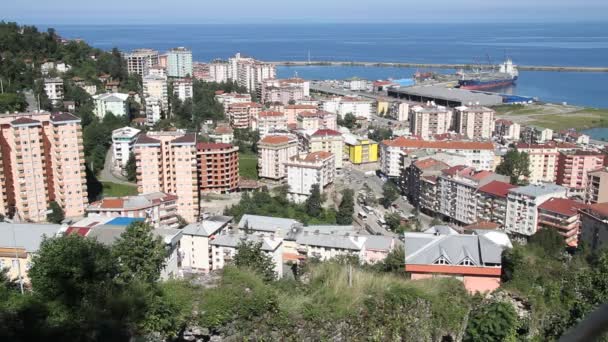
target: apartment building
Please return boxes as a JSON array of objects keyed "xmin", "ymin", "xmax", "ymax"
[
  {"xmin": 228, "ymin": 53, "xmax": 276, "ymax": 92},
  {"xmin": 210, "ymin": 232, "xmax": 284, "ymax": 277},
  {"xmin": 86, "ymin": 192, "xmax": 179, "ymax": 228},
  {"xmin": 44, "ymin": 78, "xmax": 64, "ymax": 106},
  {"xmin": 92, "ymin": 92, "xmax": 130, "ymax": 118},
  {"xmin": 208, "ymin": 60, "xmax": 230, "ymax": 83},
  {"xmin": 585, "ymin": 167, "xmax": 608, "ymax": 204},
  {"xmin": 148, "ymin": 65, "xmax": 167, "ymax": 77},
  {"xmin": 173, "ymin": 78, "xmax": 193, "ymax": 101},
  {"xmin": 111, "ymin": 126, "xmax": 140, "ymax": 170},
  {"xmin": 377, "ymin": 99, "xmax": 409, "ymax": 121},
  {"xmin": 409, "ymin": 105, "xmax": 453, "ymax": 139},
  {"xmin": 380, "ymin": 137, "xmax": 495, "ymax": 177},
  {"xmin": 454, "ymin": 105, "xmax": 495, "ymax": 140},
  {"xmin": 252, "ymin": 111, "xmax": 288, "ymax": 136},
  {"xmin": 145, "ymin": 97, "xmax": 163, "ymax": 126},
  {"xmin": 580, "ymin": 203, "xmax": 608, "ymax": 252},
  {"xmin": 0, "ymin": 112, "xmax": 88, "ymax": 222},
  {"xmin": 302, "ymin": 129, "xmax": 345, "ymax": 169},
  {"xmin": 215, "ymin": 91, "xmax": 252, "ymax": 111},
  {"xmin": 167, "ymin": 47, "xmax": 193, "ymax": 77},
  {"xmin": 257, "ymin": 135, "xmax": 299, "ymax": 180},
  {"xmin": 226, "ymin": 102, "xmax": 262, "ymax": 129},
  {"xmin": 494, "ymin": 119, "xmax": 521, "ymax": 141},
  {"xmin": 555, "ymin": 150, "xmax": 605, "ymax": 194},
  {"xmin": 504, "ymin": 184, "xmax": 568, "ymax": 237},
  {"xmin": 404, "ymin": 158, "xmax": 450, "ymax": 211},
  {"xmin": 143, "ymin": 74, "xmax": 168, "ymax": 111},
  {"xmin": 437, "ymin": 166, "xmax": 508, "ymax": 225},
  {"xmin": 516, "ymin": 142, "xmax": 578, "ymax": 183},
  {"xmin": 296, "ymin": 111, "xmax": 337, "ymax": 131},
  {"xmin": 476, "ymin": 181, "xmax": 517, "ymax": 228},
  {"xmin": 537, "ymin": 197, "xmax": 588, "ymax": 247},
  {"xmin": 196, "ymin": 143, "xmax": 239, "ymax": 194},
  {"xmin": 321, "ymin": 96, "xmax": 373, "ymax": 119},
  {"xmin": 125, "ymin": 48, "xmax": 159, "ymax": 76},
  {"xmin": 286, "ymin": 151, "xmax": 335, "ymax": 203},
  {"xmin": 343, "ymin": 134, "xmax": 378, "ymax": 165},
  {"xmin": 134, "ymin": 132, "xmax": 199, "ymax": 223},
  {"xmin": 259, "ymin": 78, "xmax": 310, "ymax": 105},
  {"xmin": 285, "ymin": 104, "xmax": 319, "ymax": 125},
  {"xmin": 181, "ymin": 216, "xmax": 233, "ymax": 273}
]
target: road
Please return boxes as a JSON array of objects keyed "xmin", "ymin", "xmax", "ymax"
[
  {"xmin": 23, "ymin": 90, "xmax": 38, "ymax": 112},
  {"xmin": 98, "ymin": 148, "xmax": 136, "ymax": 186}
]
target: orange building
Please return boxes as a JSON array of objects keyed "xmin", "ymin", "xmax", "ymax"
[
  {"xmin": 0, "ymin": 112, "xmax": 88, "ymax": 222},
  {"xmin": 196, "ymin": 143, "xmax": 239, "ymax": 194}
]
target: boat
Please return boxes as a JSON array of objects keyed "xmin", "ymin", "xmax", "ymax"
[{"xmin": 457, "ymin": 59, "xmax": 519, "ymax": 90}]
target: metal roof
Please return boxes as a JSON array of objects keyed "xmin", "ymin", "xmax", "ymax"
[{"xmin": 0, "ymin": 223, "xmax": 61, "ymax": 252}]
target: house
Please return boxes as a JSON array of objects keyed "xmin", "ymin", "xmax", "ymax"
[
  {"xmin": 180, "ymin": 216, "xmax": 233, "ymax": 273},
  {"xmin": 404, "ymin": 228, "xmax": 511, "ymax": 293},
  {"xmin": 93, "ymin": 92, "xmax": 130, "ymax": 118}
]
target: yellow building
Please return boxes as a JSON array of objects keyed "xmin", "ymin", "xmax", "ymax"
[
  {"xmin": 344, "ymin": 135, "xmax": 379, "ymax": 164},
  {"xmin": 377, "ymin": 99, "xmax": 390, "ymax": 115}
]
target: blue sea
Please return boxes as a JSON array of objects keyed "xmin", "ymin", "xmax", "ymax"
[{"xmin": 47, "ymin": 23, "xmax": 608, "ymax": 108}]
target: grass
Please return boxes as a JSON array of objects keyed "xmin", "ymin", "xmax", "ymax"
[
  {"xmin": 239, "ymin": 152, "xmax": 258, "ymax": 180},
  {"xmin": 101, "ymin": 182, "xmax": 138, "ymax": 197},
  {"xmin": 529, "ymin": 108, "xmax": 608, "ymax": 130}
]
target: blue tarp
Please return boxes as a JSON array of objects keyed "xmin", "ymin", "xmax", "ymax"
[
  {"xmin": 502, "ymin": 95, "xmax": 535, "ymax": 103},
  {"xmin": 106, "ymin": 217, "xmax": 145, "ymax": 226},
  {"xmin": 393, "ymin": 78, "xmax": 415, "ymax": 87}
]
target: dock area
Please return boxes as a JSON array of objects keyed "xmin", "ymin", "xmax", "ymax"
[{"xmin": 271, "ymin": 61, "xmax": 608, "ymax": 73}]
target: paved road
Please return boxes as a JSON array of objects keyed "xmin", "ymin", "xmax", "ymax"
[
  {"xmin": 23, "ymin": 90, "xmax": 38, "ymax": 112},
  {"xmin": 98, "ymin": 148, "xmax": 136, "ymax": 186}
]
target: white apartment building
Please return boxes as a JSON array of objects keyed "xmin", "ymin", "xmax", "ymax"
[
  {"xmin": 257, "ymin": 134, "xmax": 299, "ymax": 180},
  {"xmin": 125, "ymin": 48, "xmax": 159, "ymax": 76},
  {"xmin": 505, "ymin": 184, "xmax": 567, "ymax": 237},
  {"xmin": 228, "ymin": 53, "xmax": 276, "ymax": 92},
  {"xmin": 92, "ymin": 92, "xmax": 130, "ymax": 119},
  {"xmin": 215, "ymin": 91, "xmax": 252, "ymax": 111},
  {"xmin": 111, "ymin": 126, "xmax": 141, "ymax": 170},
  {"xmin": 143, "ymin": 74, "xmax": 168, "ymax": 111},
  {"xmin": 286, "ymin": 151, "xmax": 336, "ymax": 203},
  {"xmin": 208, "ymin": 60, "xmax": 230, "ymax": 83},
  {"xmin": 181, "ymin": 216, "xmax": 233, "ymax": 273},
  {"xmin": 167, "ymin": 47, "xmax": 193, "ymax": 78},
  {"xmin": 302, "ymin": 129, "xmax": 345, "ymax": 169},
  {"xmin": 380, "ymin": 137, "xmax": 496, "ymax": 177},
  {"xmin": 252, "ymin": 111, "xmax": 288, "ymax": 136},
  {"xmin": 210, "ymin": 233, "xmax": 284, "ymax": 278},
  {"xmin": 148, "ymin": 66, "xmax": 167, "ymax": 77},
  {"xmin": 209, "ymin": 124, "xmax": 234, "ymax": 144},
  {"xmin": 44, "ymin": 78, "xmax": 64, "ymax": 106},
  {"xmin": 173, "ymin": 78, "xmax": 193, "ymax": 101},
  {"xmin": 495, "ymin": 119, "xmax": 521, "ymax": 141},
  {"xmin": 454, "ymin": 105, "xmax": 496, "ymax": 140},
  {"xmin": 296, "ymin": 233, "xmax": 367, "ymax": 261},
  {"xmin": 409, "ymin": 105, "xmax": 453, "ymax": 139},
  {"xmin": 322, "ymin": 96, "xmax": 373, "ymax": 119},
  {"xmin": 145, "ymin": 97, "xmax": 163, "ymax": 126}
]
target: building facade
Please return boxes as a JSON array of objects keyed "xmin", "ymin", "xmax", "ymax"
[
  {"xmin": 252, "ymin": 111, "xmax": 288, "ymax": 136},
  {"xmin": 86, "ymin": 192, "xmax": 179, "ymax": 228},
  {"xmin": 409, "ymin": 105, "xmax": 453, "ymax": 139},
  {"xmin": 44, "ymin": 78, "xmax": 64, "ymax": 106},
  {"xmin": 454, "ymin": 105, "xmax": 495, "ymax": 140},
  {"xmin": 196, "ymin": 143, "xmax": 239, "ymax": 194},
  {"xmin": 257, "ymin": 135, "xmax": 299, "ymax": 180},
  {"xmin": 504, "ymin": 184, "xmax": 568, "ymax": 237},
  {"xmin": 92, "ymin": 92, "xmax": 130, "ymax": 118},
  {"xmin": 321, "ymin": 96, "xmax": 373, "ymax": 119},
  {"xmin": 226, "ymin": 102, "xmax": 262, "ymax": 129},
  {"xmin": 555, "ymin": 150, "xmax": 604, "ymax": 194},
  {"xmin": 125, "ymin": 48, "xmax": 159, "ymax": 76},
  {"xmin": 304, "ymin": 129, "xmax": 345, "ymax": 169},
  {"xmin": 580, "ymin": 203, "xmax": 608, "ymax": 252},
  {"xmin": 143, "ymin": 74, "xmax": 168, "ymax": 111},
  {"xmin": 286, "ymin": 151, "xmax": 335, "ymax": 203},
  {"xmin": 537, "ymin": 197, "xmax": 587, "ymax": 247},
  {"xmin": 343, "ymin": 134, "xmax": 378, "ymax": 165},
  {"xmin": 167, "ymin": 47, "xmax": 193, "ymax": 78},
  {"xmin": 585, "ymin": 167, "xmax": 608, "ymax": 204},
  {"xmin": 111, "ymin": 126, "xmax": 140, "ymax": 170},
  {"xmin": 173, "ymin": 78, "xmax": 193, "ymax": 101}
]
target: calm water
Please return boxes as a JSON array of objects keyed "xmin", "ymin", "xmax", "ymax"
[
  {"xmin": 583, "ymin": 127, "xmax": 608, "ymax": 141},
  {"xmin": 47, "ymin": 23, "xmax": 608, "ymax": 107}
]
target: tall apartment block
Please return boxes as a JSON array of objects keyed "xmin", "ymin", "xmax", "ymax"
[
  {"xmin": 167, "ymin": 47, "xmax": 193, "ymax": 78},
  {"xmin": 43, "ymin": 78, "xmax": 64, "ymax": 106},
  {"xmin": 143, "ymin": 74, "xmax": 168, "ymax": 111},
  {"xmin": 257, "ymin": 135, "xmax": 299, "ymax": 180},
  {"xmin": 196, "ymin": 143, "xmax": 240, "ymax": 194},
  {"xmin": 454, "ymin": 105, "xmax": 496, "ymax": 140},
  {"xmin": 134, "ymin": 132, "xmax": 199, "ymax": 223},
  {"xmin": 555, "ymin": 150, "xmax": 605, "ymax": 195},
  {"xmin": 0, "ymin": 112, "xmax": 88, "ymax": 222},
  {"xmin": 125, "ymin": 48, "xmax": 159, "ymax": 76},
  {"xmin": 408, "ymin": 105, "xmax": 453, "ymax": 139}
]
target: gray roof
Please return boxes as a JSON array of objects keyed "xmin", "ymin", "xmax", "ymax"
[
  {"xmin": 423, "ymin": 225, "xmax": 460, "ymax": 235},
  {"xmin": 0, "ymin": 223, "xmax": 61, "ymax": 252},
  {"xmin": 296, "ymin": 233, "xmax": 365, "ymax": 250},
  {"xmin": 363, "ymin": 235, "xmax": 394, "ymax": 251},
  {"xmin": 86, "ymin": 225, "xmax": 181, "ymax": 246},
  {"xmin": 390, "ymin": 86, "xmax": 503, "ymax": 106},
  {"xmin": 509, "ymin": 184, "xmax": 567, "ymax": 197},
  {"xmin": 238, "ymin": 214, "xmax": 300, "ymax": 234},
  {"xmin": 210, "ymin": 233, "xmax": 282, "ymax": 251},
  {"xmin": 404, "ymin": 232, "xmax": 507, "ymax": 266},
  {"xmin": 183, "ymin": 216, "xmax": 233, "ymax": 237}
]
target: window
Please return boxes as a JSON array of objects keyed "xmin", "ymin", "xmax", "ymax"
[
  {"xmin": 458, "ymin": 258, "xmax": 475, "ymax": 266},
  {"xmin": 433, "ymin": 255, "xmax": 450, "ymax": 265}
]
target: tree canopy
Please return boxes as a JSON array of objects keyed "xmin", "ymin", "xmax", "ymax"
[
  {"xmin": 496, "ymin": 149, "xmax": 530, "ymax": 185},
  {"xmin": 234, "ymin": 241, "xmax": 276, "ymax": 282},
  {"xmin": 336, "ymin": 189, "xmax": 355, "ymax": 225}
]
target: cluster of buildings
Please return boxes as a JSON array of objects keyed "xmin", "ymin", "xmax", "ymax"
[{"xmin": 202, "ymin": 53, "xmax": 276, "ymax": 92}]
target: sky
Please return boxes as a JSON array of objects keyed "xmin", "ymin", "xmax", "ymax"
[{"xmin": 3, "ymin": 0, "xmax": 608, "ymax": 24}]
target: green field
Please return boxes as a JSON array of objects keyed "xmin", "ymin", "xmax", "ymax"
[
  {"xmin": 239, "ymin": 152, "xmax": 259, "ymax": 180},
  {"xmin": 494, "ymin": 103, "xmax": 608, "ymax": 131},
  {"xmin": 101, "ymin": 182, "xmax": 138, "ymax": 197}
]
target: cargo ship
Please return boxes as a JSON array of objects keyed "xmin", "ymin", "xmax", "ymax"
[{"xmin": 457, "ymin": 59, "xmax": 519, "ymax": 90}]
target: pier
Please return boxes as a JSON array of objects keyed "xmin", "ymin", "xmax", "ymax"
[{"xmin": 271, "ymin": 61, "xmax": 608, "ymax": 72}]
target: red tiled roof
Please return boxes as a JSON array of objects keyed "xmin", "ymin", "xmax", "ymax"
[
  {"xmin": 100, "ymin": 198, "xmax": 124, "ymax": 209},
  {"xmin": 312, "ymin": 129, "xmax": 341, "ymax": 137},
  {"xmin": 285, "ymin": 104, "xmax": 317, "ymax": 110},
  {"xmin": 470, "ymin": 170, "xmax": 493, "ymax": 181},
  {"xmin": 11, "ymin": 117, "xmax": 40, "ymax": 125},
  {"xmin": 214, "ymin": 126, "xmax": 233, "ymax": 134},
  {"xmin": 228, "ymin": 102, "xmax": 262, "ymax": 108},
  {"xmin": 382, "ymin": 136, "xmax": 494, "ymax": 150},
  {"xmin": 478, "ymin": 181, "xmax": 517, "ymax": 198},
  {"xmin": 197, "ymin": 142, "xmax": 235, "ymax": 150},
  {"xmin": 297, "ymin": 111, "xmax": 320, "ymax": 118},
  {"xmin": 65, "ymin": 227, "xmax": 91, "ymax": 237},
  {"xmin": 259, "ymin": 111, "xmax": 285, "ymax": 117},
  {"xmin": 463, "ymin": 221, "xmax": 501, "ymax": 230},
  {"xmin": 373, "ymin": 81, "xmax": 395, "ymax": 86},
  {"xmin": 412, "ymin": 158, "xmax": 449, "ymax": 170},
  {"xmin": 259, "ymin": 135, "xmax": 292, "ymax": 145},
  {"xmin": 442, "ymin": 165, "xmax": 468, "ymax": 176},
  {"xmin": 303, "ymin": 151, "xmax": 333, "ymax": 161},
  {"xmin": 539, "ymin": 197, "xmax": 588, "ymax": 217}
]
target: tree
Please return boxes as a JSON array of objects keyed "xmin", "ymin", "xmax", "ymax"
[
  {"xmin": 305, "ymin": 184, "xmax": 323, "ymax": 217},
  {"xmin": 379, "ymin": 245, "xmax": 405, "ymax": 273},
  {"xmin": 124, "ymin": 152, "xmax": 137, "ymax": 182},
  {"xmin": 465, "ymin": 301, "xmax": 519, "ymax": 342},
  {"xmin": 496, "ymin": 149, "xmax": 531, "ymax": 185},
  {"xmin": 338, "ymin": 113, "xmax": 357, "ymax": 129},
  {"xmin": 337, "ymin": 189, "xmax": 355, "ymax": 224},
  {"xmin": 46, "ymin": 201, "xmax": 64, "ymax": 223},
  {"xmin": 176, "ymin": 215, "xmax": 188, "ymax": 229},
  {"xmin": 112, "ymin": 222, "xmax": 166, "ymax": 284},
  {"xmin": 233, "ymin": 240, "xmax": 276, "ymax": 281},
  {"xmin": 385, "ymin": 212, "xmax": 402, "ymax": 231},
  {"xmin": 380, "ymin": 182, "xmax": 399, "ymax": 208},
  {"xmin": 529, "ymin": 227, "xmax": 564, "ymax": 258}
]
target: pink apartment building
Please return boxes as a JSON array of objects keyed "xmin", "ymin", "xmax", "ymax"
[
  {"xmin": 284, "ymin": 104, "xmax": 319, "ymax": 125},
  {"xmin": 134, "ymin": 132, "xmax": 199, "ymax": 223},
  {"xmin": 556, "ymin": 150, "xmax": 605, "ymax": 194},
  {"xmin": 0, "ymin": 112, "xmax": 88, "ymax": 222},
  {"xmin": 252, "ymin": 111, "xmax": 288, "ymax": 136},
  {"xmin": 257, "ymin": 135, "xmax": 299, "ymax": 180},
  {"xmin": 296, "ymin": 111, "xmax": 338, "ymax": 131},
  {"xmin": 226, "ymin": 102, "xmax": 262, "ymax": 129}
]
